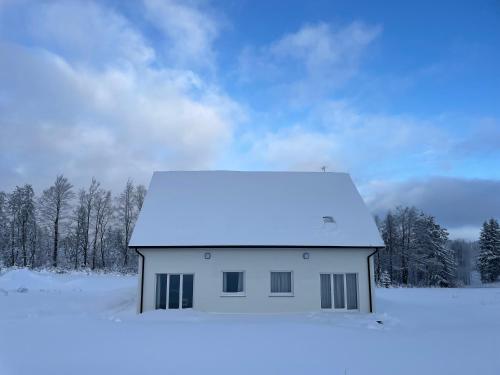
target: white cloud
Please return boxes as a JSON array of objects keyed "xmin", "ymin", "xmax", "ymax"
[
  {"xmin": 249, "ymin": 126, "xmax": 339, "ymax": 171},
  {"xmin": 270, "ymin": 22, "xmax": 381, "ymax": 74},
  {"xmin": 143, "ymin": 0, "xmax": 219, "ymax": 68},
  {"xmin": 0, "ymin": 1, "xmax": 154, "ymax": 66},
  {"xmin": 0, "ymin": 1, "xmax": 241, "ymax": 192},
  {"xmin": 237, "ymin": 21, "xmax": 381, "ymax": 102},
  {"xmin": 244, "ymin": 101, "xmax": 452, "ymax": 177}
]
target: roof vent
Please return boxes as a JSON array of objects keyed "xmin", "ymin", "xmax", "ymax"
[{"xmin": 322, "ymin": 216, "xmax": 335, "ymax": 224}]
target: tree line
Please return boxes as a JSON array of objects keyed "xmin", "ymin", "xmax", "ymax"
[
  {"xmin": 375, "ymin": 207, "xmax": 499, "ymax": 287},
  {"xmin": 1, "ymin": 176, "xmax": 499, "ymax": 286},
  {"xmin": 0, "ymin": 176, "xmax": 145, "ymax": 271}
]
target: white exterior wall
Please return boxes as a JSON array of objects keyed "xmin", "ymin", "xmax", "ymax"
[{"xmin": 137, "ymin": 247, "xmax": 376, "ymax": 314}]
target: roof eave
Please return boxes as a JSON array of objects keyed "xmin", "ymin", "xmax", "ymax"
[{"xmin": 128, "ymin": 244, "xmax": 385, "ymax": 249}]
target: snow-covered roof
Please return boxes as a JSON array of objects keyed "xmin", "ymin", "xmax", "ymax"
[{"xmin": 129, "ymin": 171, "xmax": 384, "ymax": 248}]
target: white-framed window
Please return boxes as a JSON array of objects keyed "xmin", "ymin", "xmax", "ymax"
[
  {"xmin": 320, "ymin": 273, "xmax": 358, "ymax": 310},
  {"xmin": 221, "ymin": 271, "xmax": 245, "ymax": 296},
  {"xmin": 270, "ymin": 271, "xmax": 293, "ymax": 296}
]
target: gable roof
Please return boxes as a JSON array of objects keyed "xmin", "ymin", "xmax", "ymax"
[{"xmin": 129, "ymin": 171, "xmax": 384, "ymax": 248}]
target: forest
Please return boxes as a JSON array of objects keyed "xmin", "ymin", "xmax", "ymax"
[
  {"xmin": 0, "ymin": 175, "xmax": 499, "ymax": 287},
  {"xmin": 375, "ymin": 208, "xmax": 497, "ymax": 287},
  {"xmin": 0, "ymin": 176, "xmax": 144, "ymax": 272}
]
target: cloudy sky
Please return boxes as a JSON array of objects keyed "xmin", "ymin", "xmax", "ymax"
[{"xmin": 0, "ymin": 0, "xmax": 499, "ymax": 239}]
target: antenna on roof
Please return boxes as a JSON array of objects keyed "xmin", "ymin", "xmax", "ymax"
[{"xmin": 321, "ymin": 166, "xmax": 327, "ymax": 172}]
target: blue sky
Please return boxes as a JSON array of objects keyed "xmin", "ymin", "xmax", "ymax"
[{"xmin": 0, "ymin": 0, "xmax": 499, "ymax": 238}]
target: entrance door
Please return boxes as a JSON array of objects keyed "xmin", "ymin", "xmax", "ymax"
[{"xmin": 156, "ymin": 273, "xmax": 194, "ymax": 310}]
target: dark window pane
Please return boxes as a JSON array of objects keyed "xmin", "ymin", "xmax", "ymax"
[
  {"xmin": 182, "ymin": 274, "xmax": 194, "ymax": 308},
  {"xmin": 156, "ymin": 274, "xmax": 167, "ymax": 309},
  {"xmin": 346, "ymin": 273, "xmax": 358, "ymax": 310},
  {"xmin": 271, "ymin": 272, "xmax": 292, "ymax": 293},
  {"xmin": 223, "ymin": 272, "xmax": 243, "ymax": 293},
  {"xmin": 334, "ymin": 274, "xmax": 345, "ymax": 309},
  {"xmin": 320, "ymin": 274, "xmax": 332, "ymax": 309},
  {"xmin": 168, "ymin": 274, "xmax": 180, "ymax": 309}
]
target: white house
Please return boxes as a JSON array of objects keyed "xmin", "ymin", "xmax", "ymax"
[{"xmin": 129, "ymin": 171, "xmax": 384, "ymax": 314}]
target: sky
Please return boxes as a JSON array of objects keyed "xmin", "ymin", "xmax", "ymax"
[{"xmin": 0, "ymin": 0, "xmax": 499, "ymax": 239}]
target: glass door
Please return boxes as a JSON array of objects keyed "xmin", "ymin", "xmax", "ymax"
[
  {"xmin": 168, "ymin": 274, "xmax": 181, "ymax": 309},
  {"xmin": 333, "ymin": 274, "xmax": 346, "ymax": 309},
  {"xmin": 320, "ymin": 274, "xmax": 332, "ymax": 309},
  {"xmin": 320, "ymin": 273, "xmax": 358, "ymax": 310},
  {"xmin": 182, "ymin": 274, "xmax": 194, "ymax": 308},
  {"xmin": 156, "ymin": 273, "xmax": 194, "ymax": 310}
]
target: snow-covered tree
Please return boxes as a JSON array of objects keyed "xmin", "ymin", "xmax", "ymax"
[
  {"xmin": 380, "ymin": 211, "xmax": 399, "ymax": 283},
  {"xmin": 396, "ymin": 206, "xmax": 418, "ymax": 285},
  {"xmin": 0, "ymin": 192, "xmax": 8, "ymax": 267},
  {"xmin": 67, "ymin": 191, "xmax": 88, "ymax": 269},
  {"xmin": 81, "ymin": 178, "xmax": 100, "ymax": 268},
  {"xmin": 449, "ymin": 239, "xmax": 473, "ymax": 286},
  {"xmin": 39, "ymin": 175, "xmax": 74, "ymax": 268},
  {"xmin": 134, "ymin": 184, "xmax": 147, "ymax": 211},
  {"xmin": 8, "ymin": 185, "xmax": 36, "ymax": 267},
  {"xmin": 379, "ymin": 270, "xmax": 391, "ymax": 288},
  {"xmin": 90, "ymin": 189, "xmax": 112, "ymax": 269},
  {"xmin": 478, "ymin": 219, "xmax": 500, "ymax": 283},
  {"xmin": 0, "ymin": 177, "xmax": 149, "ymax": 272},
  {"xmin": 377, "ymin": 207, "xmax": 459, "ymax": 287},
  {"xmin": 116, "ymin": 180, "xmax": 138, "ymax": 267},
  {"xmin": 425, "ymin": 216, "xmax": 455, "ymax": 287}
]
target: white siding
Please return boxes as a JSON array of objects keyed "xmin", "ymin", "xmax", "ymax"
[{"xmin": 137, "ymin": 247, "xmax": 376, "ymax": 313}]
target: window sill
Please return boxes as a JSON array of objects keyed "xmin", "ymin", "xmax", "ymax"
[
  {"xmin": 269, "ymin": 293, "xmax": 294, "ymax": 297},
  {"xmin": 220, "ymin": 293, "xmax": 246, "ymax": 297}
]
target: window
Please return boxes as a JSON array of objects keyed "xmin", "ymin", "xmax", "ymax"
[
  {"xmin": 222, "ymin": 272, "xmax": 244, "ymax": 295},
  {"xmin": 320, "ymin": 273, "xmax": 358, "ymax": 310},
  {"xmin": 270, "ymin": 271, "xmax": 293, "ymax": 295}
]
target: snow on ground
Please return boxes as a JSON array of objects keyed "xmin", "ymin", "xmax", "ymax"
[{"xmin": 1, "ymin": 269, "xmax": 499, "ymax": 375}]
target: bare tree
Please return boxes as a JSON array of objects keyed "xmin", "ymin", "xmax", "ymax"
[
  {"xmin": 39, "ymin": 176, "xmax": 74, "ymax": 268},
  {"xmin": 91, "ymin": 189, "xmax": 112, "ymax": 269},
  {"xmin": 117, "ymin": 180, "xmax": 137, "ymax": 267},
  {"xmin": 134, "ymin": 185, "xmax": 147, "ymax": 211},
  {"xmin": 69, "ymin": 193, "xmax": 87, "ymax": 269},
  {"xmin": 8, "ymin": 185, "xmax": 36, "ymax": 267},
  {"xmin": 397, "ymin": 206, "xmax": 418, "ymax": 285},
  {"xmin": 82, "ymin": 178, "xmax": 99, "ymax": 267},
  {"xmin": 98, "ymin": 191, "xmax": 112, "ymax": 268},
  {"xmin": 0, "ymin": 177, "xmax": 146, "ymax": 271},
  {"xmin": 381, "ymin": 211, "xmax": 398, "ymax": 283}
]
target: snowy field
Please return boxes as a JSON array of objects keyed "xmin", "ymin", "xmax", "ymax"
[{"xmin": 1, "ymin": 269, "xmax": 499, "ymax": 375}]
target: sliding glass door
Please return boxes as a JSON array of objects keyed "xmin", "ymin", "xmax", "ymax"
[
  {"xmin": 320, "ymin": 273, "xmax": 358, "ymax": 310},
  {"xmin": 168, "ymin": 274, "xmax": 181, "ymax": 309},
  {"xmin": 156, "ymin": 274, "xmax": 168, "ymax": 309},
  {"xmin": 182, "ymin": 274, "xmax": 194, "ymax": 308},
  {"xmin": 333, "ymin": 274, "xmax": 345, "ymax": 309},
  {"xmin": 156, "ymin": 273, "xmax": 194, "ymax": 310},
  {"xmin": 320, "ymin": 274, "xmax": 332, "ymax": 309}
]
